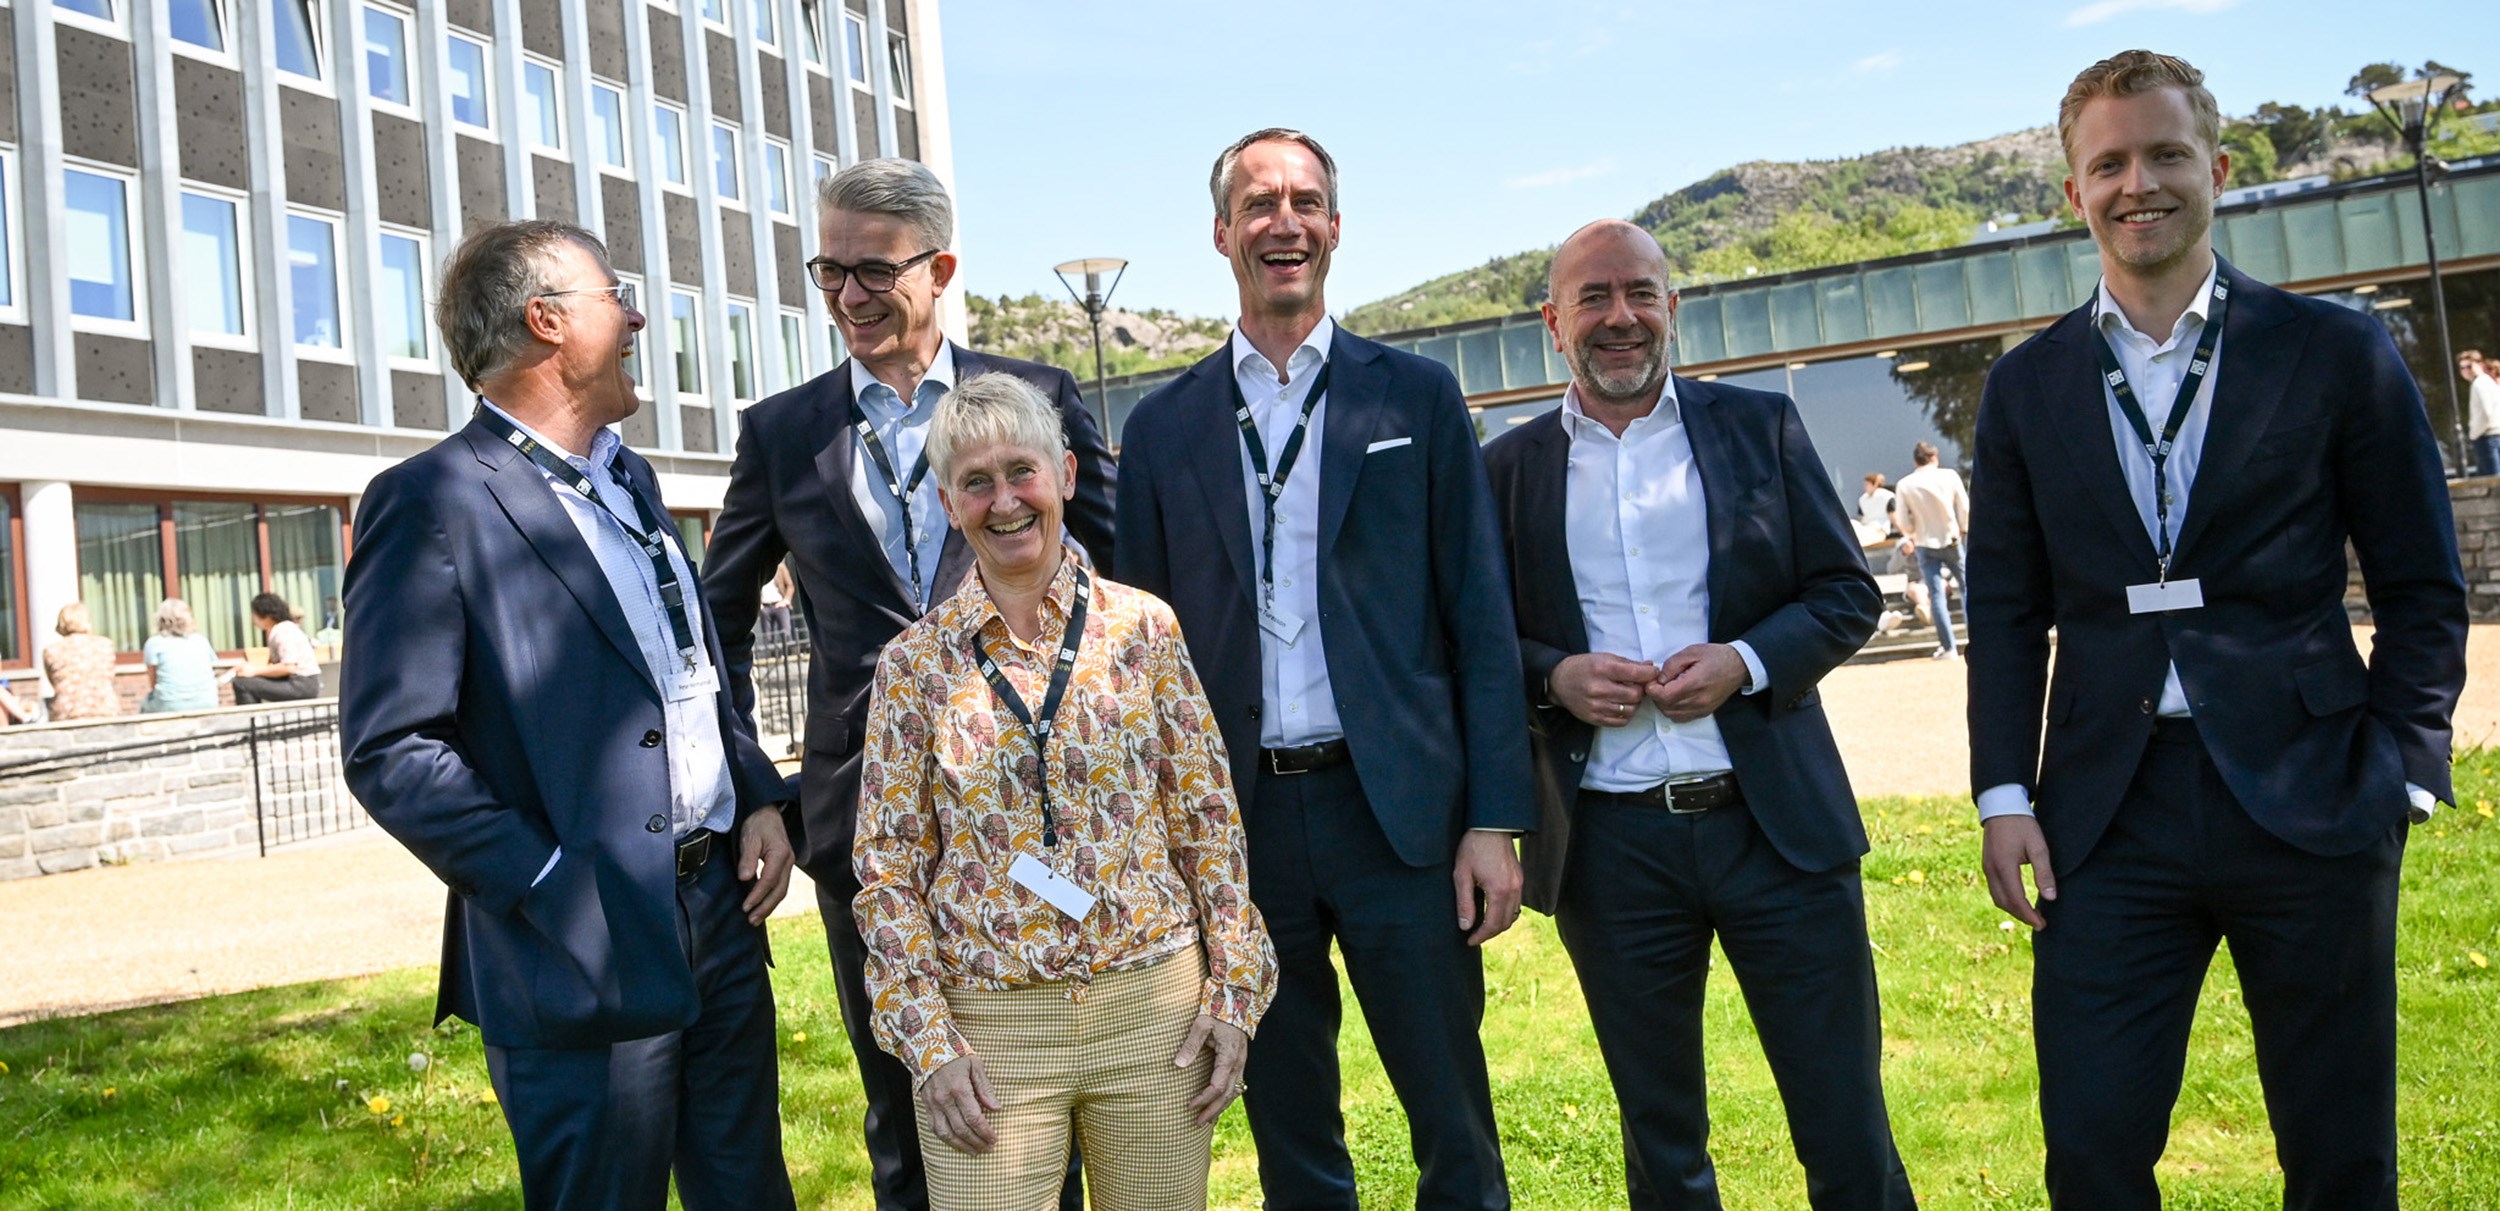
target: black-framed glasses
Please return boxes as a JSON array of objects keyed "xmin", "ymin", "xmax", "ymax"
[
  {"xmin": 805, "ymin": 249, "xmax": 939, "ymax": 294},
  {"xmin": 538, "ymin": 282, "xmax": 639, "ymax": 313}
]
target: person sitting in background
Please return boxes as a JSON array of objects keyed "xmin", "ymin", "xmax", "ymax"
[
  {"xmin": 0, "ymin": 675, "xmax": 35, "ymax": 725},
  {"xmin": 142, "ymin": 599, "xmax": 221, "ymax": 714},
  {"xmin": 41, "ymin": 603, "xmax": 121, "ymax": 721},
  {"xmin": 230, "ymin": 593, "xmax": 322, "ymax": 704}
]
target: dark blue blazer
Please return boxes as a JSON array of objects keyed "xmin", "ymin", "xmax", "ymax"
[
  {"xmin": 701, "ymin": 345, "xmax": 1117, "ymax": 876},
  {"xmin": 1967, "ymin": 262, "xmax": 2468, "ymax": 871},
  {"xmin": 1483, "ymin": 379, "xmax": 1881, "ymax": 913},
  {"xmin": 342, "ymin": 418, "xmax": 787, "ymax": 1050},
  {"xmin": 1115, "ymin": 328, "xmax": 1536, "ymax": 865}
]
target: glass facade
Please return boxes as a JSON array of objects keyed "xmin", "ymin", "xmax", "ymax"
[
  {"xmin": 267, "ymin": 504, "xmax": 345, "ymax": 650},
  {"xmin": 0, "ymin": 491, "xmax": 16, "ymax": 664},
  {"xmin": 377, "ymin": 232, "xmax": 428, "ymax": 360},
  {"xmin": 69, "ymin": 499, "xmax": 348, "ymax": 657},
  {"xmin": 287, "ymin": 214, "xmax": 341, "ymax": 348},
  {"xmin": 447, "ymin": 35, "xmax": 491, "ymax": 130},
  {"xmin": 592, "ymin": 84, "xmax": 629, "ymax": 171},
  {"xmin": 181, "ymin": 192, "xmax": 246, "ymax": 338},
  {"xmin": 170, "ymin": 0, "xmax": 224, "ymax": 52},
  {"xmin": 274, "ymin": 0, "xmax": 322, "ymax": 81},
  {"xmin": 65, "ymin": 169, "xmax": 135, "ymax": 324},
  {"xmin": 74, "ymin": 503, "xmax": 163, "ymax": 652},
  {"xmin": 524, "ymin": 61, "xmax": 564, "ymax": 152},
  {"xmin": 174, "ymin": 501, "xmax": 260, "ymax": 651},
  {"xmin": 364, "ymin": 7, "xmax": 410, "ymax": 107}
]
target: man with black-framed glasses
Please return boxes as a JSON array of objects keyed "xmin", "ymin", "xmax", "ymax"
[{"xmin": 703, "ymin": 157, "xmax": 1114, "ymax": 1211}]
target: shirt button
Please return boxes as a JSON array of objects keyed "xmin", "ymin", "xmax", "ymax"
[
  {"xmin": 646, "ymin": 815, "xmax": 667, "ymax": 833},
  {"xmin": 641, "ymin": 729, "xmax": 663, "ymax": 747},
  {"xmin": 1629, "ymin": 546, "xmax": 1641, "ymax": 556}
]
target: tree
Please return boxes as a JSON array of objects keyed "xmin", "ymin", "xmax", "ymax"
[
  {"xmin": 2347, "ymin": 61, "xmax": 2408, "ymax": 100},
  {"xmin": 2246, "ymin": 101, "xmax": 2337, "ymax": 168},
  {"xmin": 2221, "ymin": 123, "xmax": 2279, "ymax": 188}
]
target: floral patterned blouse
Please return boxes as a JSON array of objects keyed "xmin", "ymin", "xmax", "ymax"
[
  {"xmin": 42, "ymin": 634, "xmax": 121, "ymax": 721},
  {"xmin": 854, "ymin": 559, "xmax": 1278, "ymax": 1085}
]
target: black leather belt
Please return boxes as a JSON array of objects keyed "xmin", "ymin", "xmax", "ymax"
[
  {"xmin": 1591, "ymin": 773, "xmax": 1744, "ymax": 815},
  {"xmin": 676, "ymin": 829, "xmax": 722, "ymax": 879},
  {"xmin": 1262, "ymin": 738, "xmax": 1350, "ymax": 776}
]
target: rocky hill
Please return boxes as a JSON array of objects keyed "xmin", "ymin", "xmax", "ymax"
[{"xmin": 964, "ymin": 293, "xmax": 1229, "ymax": 380}]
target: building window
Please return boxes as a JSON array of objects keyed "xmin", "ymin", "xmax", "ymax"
[
  {"xmin": 363, "ymin": 5, "xmax": 411, "ymax": 108},
  {"xmin": 654, "ymin": 100, "xmax": 690, "ymax": 191},
  {"xmin": 287, "ymin": 212, "xmax": 343, "ymax": 350},
  {"xmin": 798, "ymin": 0, "xmax": 826, "ymax": 69},
  {"xmin": 764, "ymin": 138, "xmax": 793, "ymax": 219},
  {"xmin": 169, "ymin": 0, "xmax": 226, "ymax": 53},
  {"xmin": 699, "ymin": 0, "xmax": 727, "ymax": 31},
  {"xmin": 377, "ymin": 229, "xmax": 429, "ymax": 362},
  {"xmin": 266, "ymin": 503, "xmax": 345, "ymax": 647},
  {"xmin": 65, "ymin": 166, "xmax": 141, "ymax": 330},
  {"xmin": 73, "ymin": 496, "xmax": 348, "ymax": 655},
  {"xmin": 591, "ymin": 81, "xmax": 629, "ymax": 174},
  {"xmin": 842, "ymin": 11, "xmax": 868, "ymax": 85},
  {"xmin": 813, "ymin": 153, "xmax": 835, "ymax": 185},
  {"xmin": 886, "ymin": 31, "xmax": 911, "ymax": 104},
  {"xmin": 74, "ymin": 501, "xmax": 163, "ymax": 652},
  {"xmin": 180, "ymin": 189, "xmax": 248, "ymax": 341},
  {"xmin": 446, "ymin": 32, "xmax": 491, "ymax": 131},
  {"xmin": 56, "ymin": 0, "xmax": 119, "ymax": 19},
  {"xmin": 779, "ymin": 308, "xmax": 806, "ymax": 385},
  {"xmin": 712, "ymin": 121, "xmax": 743, "ymax": 205},
  {"xmin": 670, "ymin": 290, "xmax": 704, "ymax": 398},
  {"xmin": 0, "ymin": 486, "xmax": 24, "ymax": 665},
  {"xmin": 0, "ymin": 150, "xmax": 19, "ymax": 318},
  {"xmin": 726, "ymin": 299, "xmax": 758, "ymax": 401},
  {"xmin": 749, "ymin": 0, "xmax": 776, "ymax": 49},
  {"xmin": 274, "ymin": 0, "xmax": 323, "ymax": 82},
  {"xmin": 523, "ymin": 57, "xmax": 564, "ymax": 154}
]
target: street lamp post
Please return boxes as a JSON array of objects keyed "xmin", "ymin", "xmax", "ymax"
[
  {"xmin": 1053, "ymin": 257, "xmax": 1129, "ymax": 437},
  {"xmin": 2362, "ymin": 70, "xmax": 2470, "ymax": 471}
]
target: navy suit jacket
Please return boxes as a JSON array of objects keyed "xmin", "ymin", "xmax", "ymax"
[
  {"xmin": 1967, "ymin": 262, "xmax": 2468, "ymax": 872},
  {"xmin": 1115, "ymin": 328, "xmax": 1535, "ymax": 865},
  {"xmin": 1483, "ymin": 380, "xmax": 1881, "ymax": 914},
  {"xmin": 342, "ymin": 417, "xmax": 787, "ymax": 1050},
  {"xmin": 702, "ymin": 344, "xmax": 1117, "ymax": 876}
]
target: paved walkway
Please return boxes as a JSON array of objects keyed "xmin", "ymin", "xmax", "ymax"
[{"xmin": 6, "ymin": 624, "xmax": 2495, "ymax": 1026}]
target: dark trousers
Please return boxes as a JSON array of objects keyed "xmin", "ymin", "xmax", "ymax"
[
  {"xmin": 813, "ymin": 868, "xmax": 1085, "ymax": 1211},
  {"xmin": 231, "ymin": 673, "xmax": 320, "ymax": 704},
  {"xmin": 2034, "ymin": 720, "xmax": 2404, "ymax": 1211},
  {"xmin": 483, "ymin": 844, "xmax": 794, "ymax": 1211},
  {"xmin": 1555, "ymin": 791, "xmax": 1913, "ymax": 1211},
  {"xmin": 1241, "ymin": 761, "xmax": 1509, "ymax": 1211}
]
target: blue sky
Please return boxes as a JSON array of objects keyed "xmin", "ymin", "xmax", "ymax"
[{"xmin": 939, "ymin": 0, "xmax": 2487, "ymax": 321}]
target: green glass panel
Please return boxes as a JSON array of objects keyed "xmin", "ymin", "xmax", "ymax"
[
  {"xmin": 2014, "ymin": 245, "xmax": 2071, "ymax": 316},
  {"xmin": 1915, "ymin": 261, "xmax": 1970, "ymax": 330},
  {"xmin": 1677, "ymin": 294, "xmax": 1726, "ymax": 365},
  {"xmin": 2066, "ymin": 240, "xmax": 2103, "ymax": 306},
  {"xmin": 2455, "ymin": 177, "xmax": 2500, "ymax": 258},
  {"xmin": 1456, "ymin": 330, "xmax": 1502, "ymax": 394},
  {"xmin": 2221, "ymin": 211, "xmax": 2288, "ymax": 284},
  {"xmin": 1768, "ymin": 282, "xmax": 1819, "ymax": 351},
  {"xmin": 1415, "ymin": 335, "xmax": 1460, "ymax": 376},
  {"xmin": 1967, "ymin": 253, "xmax": 2019, "ymax": 325},
  {"xmin": 1818, "ymin": 276, "xmax": 1868, "ymax": 344},
  {"xmin": 75, "ymin": 502, "xmax": 163, "ymax": 652},
  {"xmin": 2340, "ymin": 193, "xmax": 2400, "ymax": 272},
  {"xmin": 174, "ymin": 502, "xmax": 259, "ymax": 651},
  {"xmin": 266, "ymin": 504, "xmax": 344, "ymax": 650},
  {"xmin": 1722, "ymin": 289, "xmax": 1774, "ymax": 359},
  {"xmin": 0, "ymin": 493, "xmax": 15, "ymax": 662},
  {"xmin": 1500, "ymin": 320, "xmax": 1552, "ymax": 389},
  {"xmin": 2282, "ymin": 202, "xmax": 2343, "ymax": 281},
  {"xmin": 1865, "ymin": 267, "xmax": 1918, "ymax": 338}
]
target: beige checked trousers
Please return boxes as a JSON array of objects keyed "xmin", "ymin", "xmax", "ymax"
[{"xmin": 916, "ymin": 951, "xmax": 1218, "ymax": 1211}]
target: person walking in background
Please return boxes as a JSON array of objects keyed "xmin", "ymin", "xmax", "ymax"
[
  {"xmin": 1892, "ymin": 443, "xmax": 1969, "ymax": 659},
  {"xmin": 854, "ymin": 373, "xmax": 1276, "ymax": 1211},
  {"xmin": 1116, "ymin": 128, "xmax": 1535, "ymax": 1211},
  {"xmin": 41, "ymin": 603, "xmax": 120, "ymax": 721},
  {"xmin": 701, "ymin": 157, "xmax": 1116, "ymax": 1211},
  {"xmin": 141, "ymin": 599, "xmax": 220, "ymax": 714},
  {"xmin": 230, "ymin": 594, "xmax": 322, "ymax": 704},
  {"xmin": 2462, "ymin": 350, "xmax": 2499, "ymax": 476},
  {"xmin": 1967, "ymin": 51, "xmax": 2465, "ymax": 1210},
  {"xmin": 1484, "ymin": 219, "xmax": 1908, "ymax": 1210}
]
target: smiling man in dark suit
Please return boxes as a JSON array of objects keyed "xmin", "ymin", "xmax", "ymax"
[
  {"xmin": 1482, "ymin": 220, "xmax": 1907, "ymax": 1210},
  {"xmin": 1115, "ymin": 128, "xmax": 1535, "ymax": 1211},
  {"xmin": 701, "ymin": 158, "xmax": 1113, "ymax": 1211},
  {"xmin": 1967, "ymin": 51, "xmax": 2467, "ymax": 1210}
]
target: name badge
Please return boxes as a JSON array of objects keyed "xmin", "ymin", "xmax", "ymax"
[
  {"xmin": 2126, "ymin": 578, "xmax": 2204, "ymax": 614},
  {"xmin": 1008, "ymin": 852, "xmax": 1099, "ymax": 920},
  {"xmin": 668, "ymin": 661, "xmax": 721, "ymax": 702},
  {"xmin": 1257, "ymin": 604, "xmax": 1306, "ymax": 645}
]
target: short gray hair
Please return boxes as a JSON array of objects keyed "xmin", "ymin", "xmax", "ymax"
[
  {"xmin": 435, "ymin": 220, "xmax": 604, "ymax": 389},
  {"xmin": 927, "ymin": 373, "xmax": 1066, "ymax": 487},
  {"xmin": 1209, "ymin": 128, "xmax": 1339, "ymax": 220},
  {"xmin": 155, "ymin": 598, "xmax": 195, "ymax": 639},
  {"xmin": 816, "ymin": 157, "xmax": 953, "ymax": 251}
]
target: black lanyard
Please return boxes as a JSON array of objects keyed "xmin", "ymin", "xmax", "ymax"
[
  {"xmin": 969, "ymin": 566, "xmax": 1092, "ymax": 848},
  {"xmin": 2087, "ymin": 271, "xmax": 2230, "ymax": 581},
  {"xmin": 1230, "ymin": 357, "xmax": 1333, "ymax": 605},
  {"xmin": 850, "ymin": 392, "xmax": 934, "ymax": 612},
  {"xmin": 474, "ymin": 403, "xmax": 698, "ymax": 670}
]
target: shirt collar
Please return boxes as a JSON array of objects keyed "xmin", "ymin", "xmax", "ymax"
[
  {"xmin": 480, "ymin": 398, "xmax": 620, "ymax": 472},
  {"xmin": 2094, "ymin": 256, "xmax": 2221, "ymax": 349},
  {"xmin": 849, "ymin": 341, "xmax": 957, "ymax": 414},
  {"xmin": 948, "ymin": 553, "xmax": 1081, "ymax": 649},
  {"xmin": 1559, "ymin": 375, "xmax": 1680, "ymax": 439},
  {"xmin": 1230, "ymin": 317, "xmax": 1336, "ymax": 387}
]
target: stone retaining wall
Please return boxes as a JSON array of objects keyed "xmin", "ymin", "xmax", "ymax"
[{"xmin": 0, "ymin": 705, "xmax": 325, "ymax": 880}]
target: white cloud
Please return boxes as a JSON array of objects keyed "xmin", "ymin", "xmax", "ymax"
[
  {"xmin": 1854, "ymin": 50, "xmax": 1905, "ymax": 74},
  {"xmin": 2064, "ymin": 0, "xmax": 2242, "ymax": 28},
  {"xmin": 1503, "ymin": 158, "xmax": 1618, "ymax": 190}
]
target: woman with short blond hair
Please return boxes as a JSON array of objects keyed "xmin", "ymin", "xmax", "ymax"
[
  {"xmin": 41, "ymin": 603, "xmax": 121, "ymax": 721},
  {"xmin": 142, "ymin": 599, "xmax": 220, "ymax": 714}
]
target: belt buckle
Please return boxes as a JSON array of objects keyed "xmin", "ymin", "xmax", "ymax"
[
  {"xmin": 676, "ymin": 830, "xmax": 712, "ymax": 879},
  {"xmin": 1265, "ymin": 749, "xmax": 1306, "ymax": 777},
  {"xmin": 1662, "ymin": 776, "xmax": 1715, "ymax": 815}
]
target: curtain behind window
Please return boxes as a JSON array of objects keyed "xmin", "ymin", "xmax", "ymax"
[
  {"xmin": 175, "ymin": 502, "xmax": 259, "ymax": 651},
  {"xmin": 74, "ymin": 503, "xmax": 163, "ymax": 651},
  {"xmin": 267, "ymin": 505, "xmax": 343, "ymax": 651}
]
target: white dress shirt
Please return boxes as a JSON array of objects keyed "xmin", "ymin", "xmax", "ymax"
[
  {"xmin": 1559, "ymin": 382, "xmax": 1768, "ymax": 792},
  {"xmin": 482, "ymin": 402, "xmax": 736, "ymax": 884},
  {"xmin": 1892, "ymin": 464, "xmax": 1969, "ymax": 549},
  {"xmin": 1233, "ymin": 320, "xmax": 1341, "ymax": 749},
  {"xmin": 849, "ymin": 348, "xmax": 955, "ymax": 611}
]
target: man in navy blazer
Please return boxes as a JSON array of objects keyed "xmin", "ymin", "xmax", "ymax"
[
  {"xmin": 1968, "ymin": 53, "xmax": 2466, "ymax": 1209},
  {"xmin": 1116, "ymin": 128, "xmax": 1535, "ymax": 1211},
  {"xmin": 1484, "ymin": 221, "xmax": 1907, "ymax": 1209},
  {"xmin": 701, "ymin": 158, "xmax": 1110, "ymax": 1211},
  {"xmin": 343, "ymin": 221, "xmax": 797, "ymax": 1211}
]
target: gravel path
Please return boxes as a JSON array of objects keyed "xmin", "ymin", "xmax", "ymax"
[{"xmin": 8, "ymin": 624, "xmax": 2494, "ymax": 1026}]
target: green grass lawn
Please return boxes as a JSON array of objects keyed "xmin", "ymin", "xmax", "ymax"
[{"xmin": 5, "ymin": 760, "xmax": 2498, "ymax": 1209}]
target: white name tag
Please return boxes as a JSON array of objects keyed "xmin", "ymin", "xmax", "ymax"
[
  {"xmin": 1008, "ymin": 852, "xmax": 1099, "ymax": 920},
  {"xmin": 2126, "ymin": 578, "xmax": 2205, "ymax": 614},
  {"xmin": 1257, "ymin": 604, "xmax": 1306, "ymax": 645},
  {"xmin": 668, "ymin": 662, "xmax": 721, "ymax": 702}
]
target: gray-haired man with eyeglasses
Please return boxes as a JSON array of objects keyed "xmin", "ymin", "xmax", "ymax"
[{"xmin": 702, "ymin": 157, "xmax": 1115, "ymax": 1211}]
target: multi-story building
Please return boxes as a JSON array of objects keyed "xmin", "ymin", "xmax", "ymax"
[{"xmin": 0, "ymin": 0, "xmax": 950, "ymax": 690}]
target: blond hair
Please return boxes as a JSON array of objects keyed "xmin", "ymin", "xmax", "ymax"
[
  {"xmin": 55, "ymin": 602, "xmax": 91, "ymax": 637},
  {"xmin": 926, "ymin": 373, "xmax": 1068, "ymax": 487},
  {"xmin": 2058, "ymin": 50, "xmax": 2221, "ymax": 166}
]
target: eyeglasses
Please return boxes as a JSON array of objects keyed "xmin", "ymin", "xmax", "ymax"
[
  {"xmin": 805, "ymin": 249, "xmax": 939, "ymax": 294},
  {"xmin": 537, "ymin": 282, "xmax": 639, "ymax": 313}
]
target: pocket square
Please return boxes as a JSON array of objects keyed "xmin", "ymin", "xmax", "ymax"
[{"xmin": 1365, "ymin": 437, "xmax": 1413, "ymax": 454}]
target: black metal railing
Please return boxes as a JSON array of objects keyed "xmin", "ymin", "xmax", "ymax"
[
  {"xmin": 751, "ymin": 611, "xmax": 811, "ymax": 758},
  {"xmin": 0, "ymin": 700, "xmax": 359, "ymax": 855}
]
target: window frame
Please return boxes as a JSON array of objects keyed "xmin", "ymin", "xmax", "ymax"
[
  {"xmin": 812, "ymin": 152, "xmax": 836, "ymax": 188},
  {"xmin": 359, "ymin": 2, "xmax": 417, "ymax": 116},
  {"xmin": 886, "ymin": 29, "xmax": 912, "ymax": 107},
  {"xmin": 842, "ymin": 10, "xmax": 869, "ymax": 89},
  {"xmin": 725, "ymin": 297, "xmax": 759, "ymax": 404},
  {"xmin": 590, "ymin": 79, "xmax": 632, "ymax": 177},
  {"xmin": 177, "ymin": 182, "xmax": 254, "ymax": 351},
  {"xmin": 0, "ymin": 482, "xmax": 32, "ymax": 672},
  {"xmin": 284, "ymin": 207, "xmax": 352, "ymax": 363},
  {"xmin": 0, "ymin": 147, "xmax": 23, "ymax": 326},
  {"xmin": 272, "ymin": 0, "xmax": 332, "ymax": 92},
  {"xmin": 763, "ymin": 136, "xmax": 794, "ymax": 220},
  {"xmin": 68, "ymin": 488, "xmax": 354, "ymax": 661},
  {"xmin": 52, "ymin": 0, "xmax": 127, "ymax": 40},
  {"xmin": 778, "ymin": 306, "xmax": 808, "ymax": 386},
  {"xmin": 445, "ymin": 29, "xmax": 495, "ymax": 134},
  {"xmin": 375, "ymin": 224, "xmax": 433, "ymax": 370},
  {"xmin": 653, "ymin": 98, "xmax": 692, "ymax": 194},
  {"xmin": 711, "ymin": 118, "xmax": 746, "ymax": 210},
  {"xmin": 748, "ymin": 0, "xmax": 777, "ymax": 51},
  {"xmin": 167, "ymin": 0, "xmax": 237, "ymax": 67},
  {"xmin": 62, "ymin": 159, "xmax": 148, "ymax": 339},
  {"xmin": 668, "ymin": 288, "xmax": 706, "ymax": 404},
  {"xmin": 798, "ymin": 0, "xmax": 828, "ymax": 72},
  {"xmin": 699, "ymin": 0, "xmax": 729, "ymax": 34},
  {"xmin": 521, "ymin": 54, "xmax": 567, "ymax": 158}
]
